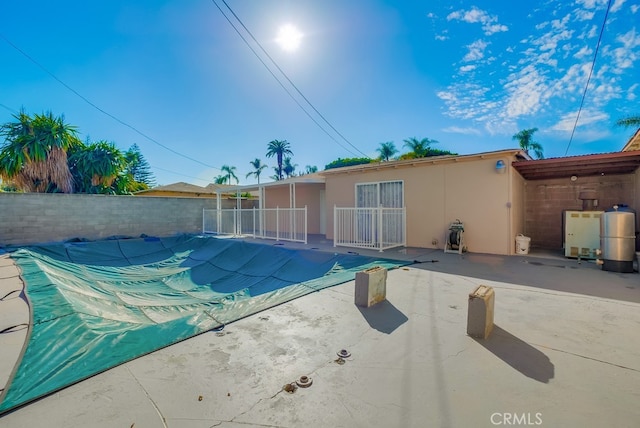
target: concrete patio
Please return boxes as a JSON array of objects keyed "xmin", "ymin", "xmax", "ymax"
[{"xmin": 1, "ymin": 238, "xmax": 639, "ymax": 427}]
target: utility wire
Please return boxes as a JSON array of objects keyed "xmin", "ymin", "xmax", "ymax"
[
  {"xmin": 212, "ymin": 0, "xmax": 370, "ymax": 158},
  {"xmin": 0, "ymin": 33, "xmax": 221, "ymax": 171},
  {"xmin": 564, "ymin": 0, "xmax": 612, "ymax": 156},
  {"xmin": 0, "ymin": 103, "xmax": 19, "ymax": 115},
  {"xmin": 2, "ymin": 100, "xmax": 212, "ymax": 185},
  {"xmin": 152, "ymin": 165, "xmax": 212, "ymax": 184}
]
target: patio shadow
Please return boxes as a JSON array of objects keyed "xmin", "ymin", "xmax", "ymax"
[
  {"xmin": 474, "ymin": 325, "xmax": 554, "ymax": 383},
  {"xmin": 357, "ymin": 300, "xmax": 408, "ymax": 334}
]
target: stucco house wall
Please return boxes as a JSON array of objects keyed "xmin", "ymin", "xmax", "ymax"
[
  {"xmin": 323, "ymin": 150, "xmax": 525, "ymax": 255},
  {"xmin": 510, "ymin": 167, "xmax": 527, "ymax": 253},
  {"xmin": 263, "ymin": 183, "xmax": 324, "ymax": 235}
]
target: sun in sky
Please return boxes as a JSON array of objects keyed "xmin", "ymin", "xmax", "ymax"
[{"xmin": 275, "ymin": 24, "xmax": 303, "ymax": 52}]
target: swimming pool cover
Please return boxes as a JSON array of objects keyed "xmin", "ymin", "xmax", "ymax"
[{"xmin": 0, "ymin": 235, "xmax": 408, "ymax": 413}]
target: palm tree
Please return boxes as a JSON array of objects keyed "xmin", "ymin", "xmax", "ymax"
[
  {"xmin": 512, "ymin": 128, "xmax": 544, "ymax": 159},
  {"xmin": 213, "ymin": 175, "xmax": 227, "ymax": 184},
  {"xmin": 68, "ymin": 140, "xmax": 125, "ymax": 192},
  {"xmin": 269, "ymin": 167, "xmax": 280, "ymax": 181},
  {"xmin": 220, "ymin": 164, "xmax": 238, "ymax": 184},
  {"xmin": 616, "ymin": 115, "xmax": 640, "ymax": 128},
  {"xmin": 0, "ymin": 110, "xmax": 79, "ymax": 192},
  {"xmin": 304, "ymin": 165, "xmax": 318, "ymax": 174},
  {"xmin": 376, "ymin": 141, "xmax": 398, "ymax": 161},
  {"xmin": 246, "ymin": 158, "xmax": 267, "ymax": 184},
  {"xmin": 266, "ymin": 139, "xmax": 293, "ymax": 180},
  {"xmin": 403, "ymin": 137, "xmax": 439, "ymax": 158},
  {"xmin": 283, "ymin": 157, "xmax": 297, "ymax": 178}
]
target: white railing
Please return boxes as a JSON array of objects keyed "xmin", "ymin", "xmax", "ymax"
[
  {"xmin": 203, "ymin": 207, "xmax": 307, "ymax": 244},
  {"xmin": 334, "ymin": 206, "xmax": 406, "ymax": 252}
]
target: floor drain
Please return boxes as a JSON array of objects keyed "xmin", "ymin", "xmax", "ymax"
[
  {"xmin": 296, "ymin": 375, "xmax": 313, "ymax": 388},
  {"xmin": 337, "ymin": 349, "xmax": 351, "ymax": 359}
]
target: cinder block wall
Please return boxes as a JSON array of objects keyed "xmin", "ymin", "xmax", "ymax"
[
  {"xmin": 0, "ymin": 193, "xmax": 222, "ymax": 246},
  {"xmin": 524, "ymin": 174, "xmax": 636, "ymax": 249}
]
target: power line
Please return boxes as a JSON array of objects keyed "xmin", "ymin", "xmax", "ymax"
[
  {"xmin": 218, "ymin": 0, "xmax": 369, "ymax": 158},
  {"xmin": 0, "ymin": 32, "xmax": 221, "ymax": 171},
  {"xmin": 152, "ymin": 165, "xmax": 212, "ymax": 184},
  {"xmin": 1, "ymin": 100, "xmax": 211, "ymax": 185},
  {"xmin": 211, "ymin": 0, "xmax": 370, "ymax": 158},
  {"xmin": 564, "ymin": 0, "xmax": 612, "ymax": 156},
  {"xmin": 0, "ymin": 103, "xmax": 19, "ymax": 115}
]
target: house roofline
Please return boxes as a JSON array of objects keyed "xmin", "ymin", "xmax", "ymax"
[
  {"xmin": 319, "ymin": 149, "xmax": 529, "ymax": 176},
  {"xmin": 221, "ymin": 173, "xmax": 325, "ymax": 192},
  {"xmin": 621, "ymin": 128, "xmax": 640, "ymax": 152}
]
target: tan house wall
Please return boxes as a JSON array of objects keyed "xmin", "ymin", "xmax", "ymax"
[
  {"xmin": 510, "ymin": 168, "xmax": 527, "ymax": 253},
  {"xmin": 324, "ymin": 153, "xmax": 521, "ymax": 255},
  {"xmin": 263, "ymin": 183, "xmax": 323, "ymax": 234}
]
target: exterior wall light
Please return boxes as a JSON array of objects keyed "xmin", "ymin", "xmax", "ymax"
[{"xmin": 495, "ymin": 160, "xmax": 506, "ymax": 174}]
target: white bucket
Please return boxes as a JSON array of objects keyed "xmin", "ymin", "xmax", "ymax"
[{"xmin": 515, "ymin": 234, "xmax": 531, "ymax": 255}]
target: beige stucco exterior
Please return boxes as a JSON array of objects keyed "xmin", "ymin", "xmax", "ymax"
[
  {"xmin": 321, "ymin": 150, "xmax": 527, "ymax": 255},
  {"xmin": 262, "ymin": 182, "xmax": 325, "ymax": 235},
  {"xmin": 229, "ymin": 151, "xmax": 528, "ymax": 255}
]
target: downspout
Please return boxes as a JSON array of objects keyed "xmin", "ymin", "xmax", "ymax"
[
  {"xmin": 259, "ymin": 185, "xmax": 265, "ymax": 237},
  {"xmin": 216, "ymin": 190, "xmax": 221, "ymax": 234},
  {"xmin": 290, "ymin": 182, "xmax": 296, "ymax": 240}
]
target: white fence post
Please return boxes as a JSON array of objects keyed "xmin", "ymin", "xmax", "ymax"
[
  {"xmin": 276, "ymin": 206, "xmax": 280, "ymax": 241},
  {"xmin": 304, "ymin": 206, "xmax": 308, "ymax": 244},
  {"xmin": 333, "ymin": 205, "xmax": 338, "ymax": 248},
  {"xmin": 333, "ymin": 206, "xmax": 405, "ymax": 252},
  {"xmin": 252, "ymin": 206, "xmax": 256, "ymax": 238},
  {"xmin": 377, "ymin": 206, "xmax": 383, "ymax": 252},
  {"xmin": 216, "ymin": 207, "xmax": 221, "ymax": 236},
  {"xmin": 203, "ymin": 207, "xmax": 307, "ymax": 244}
]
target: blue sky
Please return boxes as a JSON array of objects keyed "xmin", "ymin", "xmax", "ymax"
[{"xmin": 1, "ymin": 0, "xmax": 639, "ymax": 186}]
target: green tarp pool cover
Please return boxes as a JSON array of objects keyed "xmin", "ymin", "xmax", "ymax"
[{"xmin": 0, "ymin": 235, "xmax": 407, "ymax": 413}]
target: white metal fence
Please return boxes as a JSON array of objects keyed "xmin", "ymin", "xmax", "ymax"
[
  {"xmin": 203, "ymin": 207, "xmax": 307, "ymax": 243},
  {"xmin": 333, "ymin": 206, "xmax": 406, "ymax": 252}
]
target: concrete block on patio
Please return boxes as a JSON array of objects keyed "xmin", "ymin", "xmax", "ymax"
[{"xmin": 355, "ymin": 266, "xmax": 387, "ymax": 307}]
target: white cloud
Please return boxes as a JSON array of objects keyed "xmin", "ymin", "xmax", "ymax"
[
  {"xmin": 626, "ymin": 83, "xmax": 638, "ymax": 100},
  {"xmin": 438, "ymin": 0, "xmax": 637, "ymax": 142},
  {"xmin": 463, "ymin": 39, "xmax": 488, "ymax": 62},
  {"xmin": 608, "ymin": 28, "xmax": 640, "ymax": 70},
  {"xmin": 442, "ymin": 126, "xmax": 482, "ymax": 136},
  {"xmin": 574, "ymin": 8, "xmax": 595, "ymax": 21},
  {"xmin": 610, "ymin": 0, "xmax": 627, "ymax": 13},
  {"xmin": 574, "ymin": 45, "xmax": 593, "ymax": 59},
  {"xmin": 446, "ymin": 6, "xmax": 508, "ymax": 36},
  {"xmin": 503, "ymin": 66, "xmax": 548, "ymax": 118},
  {"xmin": 437, "ymin": 83, "xmax": 493, "ymax": 120},
  {"xmin": 550, "ymin": 109, "xmax": 609, "ymax": 132}
]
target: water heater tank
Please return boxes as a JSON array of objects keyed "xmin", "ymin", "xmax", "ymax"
[{"xmin": 600, "ymin": 205, "xmax": 636, "ymax": 273}]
